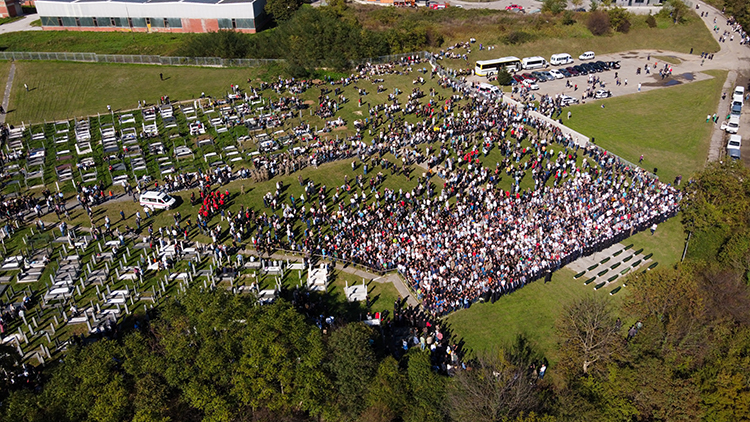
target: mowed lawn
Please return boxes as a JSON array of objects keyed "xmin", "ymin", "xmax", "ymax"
[
  {"xmin": 564, "ymin": 69, "xmax": 726, "ymax": 184},
  {"xmin": 468, "ymin": 15, "xmax": 719, "ymax": 63},
  {"xmin": 7, "ymin": 61, "xmax": 259, "ymax": 123},
  {"xmin": 0, "ymin": 60, "xmax": 10, "ymax": 88},
  {"xmin": 446, "ymin": 268, "xmax": 629, "ymax": 362}
]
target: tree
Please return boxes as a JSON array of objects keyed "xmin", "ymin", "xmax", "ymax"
[
  {"xmin": 364, "ymin": 356, "xmax": 409, "ymax": 420},
  {"xmin": 497, "ymin": 69, "xmax": 514, "ymax": 86},
  {"xmin": 662, "ymin": 0, "xmax": 689, "ymax": 24},
  {"xmin": 587, "ymin": 11, "xmax": 610, "ymax": 36},
  {"xmin": 265, "ymin": 0, "xmax": 303, "ymax": 23},
  {"xmin": 607, "ymin": 7, "xmax": 631, "ymax": 33},
  {"xmin": 403, "ymin": 350, "xmax": 446, "ymax": 422},
  {"xmin": 326, "ymin": 323, "xmax": 378, "ymax": 419},
  {"xmin": 448, "ymin": 353, "xmax": 542, "ymax": 421},
  {"xmin": 541, "ymin": 0, "xmax": 567, "ymax": 14},
  {"xmin": 557, "ymin": 296, "xmax": 620, "ymax": 374}
]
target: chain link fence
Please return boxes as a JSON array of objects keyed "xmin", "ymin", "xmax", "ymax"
[
  {"xmin": 0, "ymin": 50, "xmax": 434, "ymax": 69},
  {"xmin": 351, "ymin": 51, "xmax": 430, "ymax": 66},
  {"xmin": 0, "ymin": 51, "xmax": 284, "ymax": 68}
]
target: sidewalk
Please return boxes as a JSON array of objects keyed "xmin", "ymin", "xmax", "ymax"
[{"xmin": 0, "ymin": 13, "xmax": 43, "ymax": 34}]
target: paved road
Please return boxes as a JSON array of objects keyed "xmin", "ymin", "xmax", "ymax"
[{"xmin": 0, "ymin": 12, "xmax": 43, "ymax": 34}]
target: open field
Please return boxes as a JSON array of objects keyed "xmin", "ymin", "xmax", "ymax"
[
  {"xmin": 0, "ymin": 31, "xmax": 189, "ymax": 55},
  {"xmin": 564, "ymin": 69, "xmax": 727, "ymax": 184},
  {"xmin": 8, "ymin": 62, "xmax": 262, "ymax": 124},
  {"xmin": 446, "ymin": 268, "xmax": 629, "ymax": 361}
]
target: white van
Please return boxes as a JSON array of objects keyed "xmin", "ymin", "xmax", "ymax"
[
  {"xmin": 522, "ymin": 56, "xmax": 548, "ymax": 70},
  {"xmin": 579, "ymin": 51, "xmax": 596, "ymax": 61},
  {"xmin": 727, "ymin": 134, "xmax": 741, "ymax": 159},
  {"xmin": 550, "ymin": 53, "xmax": 573, "ymax": 66},
  {"xmin": 733, "ymin": 86, "xmax": 745, "ymax": 103},
  {"xmin": 140, "ymin": 191, "xmax": 177, "ymax": 210}
]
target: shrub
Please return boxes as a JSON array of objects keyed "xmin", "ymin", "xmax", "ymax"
[
  {"xmin": 505, "ymin": 30, "xmax": 534, "ymax": 45},
  {"xmin": 562, "ymin": 10, "xmax": 577, "ymax": 25},
  {"xmin": 587, "ymin": 11, "xmax": 610, "ymax": 36},
  {"xmin": 645, "ymin": 14, "xmax": 657, "ymax": 28}
]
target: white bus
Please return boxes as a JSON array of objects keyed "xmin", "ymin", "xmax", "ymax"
[{"xmin": 474, "ymin": 56, "xmax": 522, "ymax": 77}]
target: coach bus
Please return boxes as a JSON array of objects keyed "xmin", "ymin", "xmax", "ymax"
[{"xmin": 474, "ymin": 56, "xmax": 521, "ymax": 77}]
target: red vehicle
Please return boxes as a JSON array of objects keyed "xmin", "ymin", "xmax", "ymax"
[
  {"xmin": 430, "ymin": 3, "xmax": 447, "ymax": 9},
  {"xmin": 506, "ymin": 4, "xmax": 524, "ymax": 11},
  {"xmin": 512, "ymin": 75, "xmax": 525, "ymax": 84}
]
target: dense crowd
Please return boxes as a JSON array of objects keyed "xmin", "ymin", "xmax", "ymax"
[{"xmin": 5, "ymin": 53, "xmax": 681, "ymax": 324}]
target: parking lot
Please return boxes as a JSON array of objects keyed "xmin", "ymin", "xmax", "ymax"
[{"xmin": 469, "ymin": 49, "xmax": 717, "ymax": 105}]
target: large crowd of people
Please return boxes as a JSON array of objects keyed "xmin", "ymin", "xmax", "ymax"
[{"xmin": 3, "ymin": 53, "xmax": 681, "ymax": 325}]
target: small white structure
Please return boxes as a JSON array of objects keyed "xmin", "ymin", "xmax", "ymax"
[
  {"xmin": 345, "ymin": 278, "xmax": 368, "ymax": 302},
  {"xmin": 307, "ymin": 263, "xmax": 329, "ymax": 292}
]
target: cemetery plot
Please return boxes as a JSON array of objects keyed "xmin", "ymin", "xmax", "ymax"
[
  {"xmin": 345, "ymin": 278, "xmax": 368, "ymax": 302},
  {"xmin": 74, "ymin": 119, "xmax": 91, "ymax": 142},
  {"xmin": 307, "ymin": 263, "xmax": 330, "ymax": 292}
]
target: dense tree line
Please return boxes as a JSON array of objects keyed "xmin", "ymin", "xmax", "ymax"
[{"xmin": 178, "ymin": 4, "xmax": 444, "ymax": 75}]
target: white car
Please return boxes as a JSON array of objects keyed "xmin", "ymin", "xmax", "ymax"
[
  {"xmin": 521, "ymin": 79, "xmax": 539, "ymax": 90},
  {"xmin": 727, "ymin": 134, "xmax": 741, "ymax": 159},
  {"xmin": 140, "ymin": 191, "xmax": 177, "ymax": 210},
  {"xmin": 579, "ymin": 51, "xmax": 595, "ymax": 61},
  {"xmin": 733, "ymin": 86, "xmax": 745, "ymax": 103},
  {"xmin": 595, "ymin": 89, "xmax": 612, "ymax": 98},
  {"xmin": 549, "ymin": 69, "xmax": 565, "ymax": 79},
  {"xmin": 721, "ymin": 115, "xmax": 740, "ymax": 134},
  {"xmin": 478, "ymin": 82, "xmax": 502, "ymax": 96},
  {"xmin": 560, "ymin": 95, "xmax": 579, "ymax": 106}
]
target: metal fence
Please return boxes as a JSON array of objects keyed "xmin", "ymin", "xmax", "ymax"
[
  {"xmin": 352, "ymin": 51, "xmax": 430, "ymax": 66},
  {"xmin": 0, "ymin": 50, "xmax": 434, "ymax": 69},
  {"xmin": 0, "ymin": 51, "xmax": 284, "ymax": 68}
]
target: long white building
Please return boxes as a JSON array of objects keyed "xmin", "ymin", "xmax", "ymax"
[{"xmin": 36, "ymin": 0, "xmax": 268, "ymax": 33}]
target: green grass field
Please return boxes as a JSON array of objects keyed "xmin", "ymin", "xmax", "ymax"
[
  {"xmin": 0, "ymin": 31, "xmax": 189, "ymax": 55},
  {"xmin": 564, "ymin": 69, "xmax": 727, "ymax": 184},
  {"xmin": 8, "ymin": 62, "xmax": 261, "ymax": 123},
  {"xmin": 446, "ymin": 268, "xmax": 629, "ymax": 361}
]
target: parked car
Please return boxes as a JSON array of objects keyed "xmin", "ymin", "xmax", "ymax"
[
  {"xmin": 565, "ymin": 67, "xmax": 579, "ymax": 77},
  {"xmin": 506, "ymin": 4, "xmax": 524, "ymax": 11},
  {"xmin": 731, "ymin": 101, "xmax": 742, "ymax": 116},
  {"xmin": 559, "ymin": 95, "xmax": 579, "ymax": 106},
  {"xmin": 607, "ymin": 61, "xmax": 621, "ymax": 69},
  {"xmin": 579, "ymin": 51, "xmax": 596, "ymax": 60},
  {"xmin": 522, "ymin": 73, "xmax": 537, "ymax": 82},
  {"xmin": 595, "ymin": 61, "xmax": 610, "ymax": 71},
  {"xmin": 549, "ymin": 69, "xmax": 565, "ymax": 79},
  {"xmin": 521, "ymin": 79, "xmax": 539, "ymax": 90},
  {"xmin": 512, "ymin": 75, "xmax": 525, "ymax": 84},
  {"xmin": 733, "ymin": 86, "xmax": 745, "ymax": 103},
  {"xmin": 721, "ymin": 115, "xmax": 740, "ymax": 134},
  {"xmin": 573, "ymin": 65, "xmax": 587, "ymax": 75},
  {"xmin": 727, "ymin": 134, "xmax": 742, "ymax": 160},
  {"xmin": 595, "ymin": 89, "xmax": 612, "ymax": 98}
]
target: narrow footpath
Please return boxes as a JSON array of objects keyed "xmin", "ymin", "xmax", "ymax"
[{"xmin": 1, "ymin": 62, "xmax": 15, "ymax": 125}]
